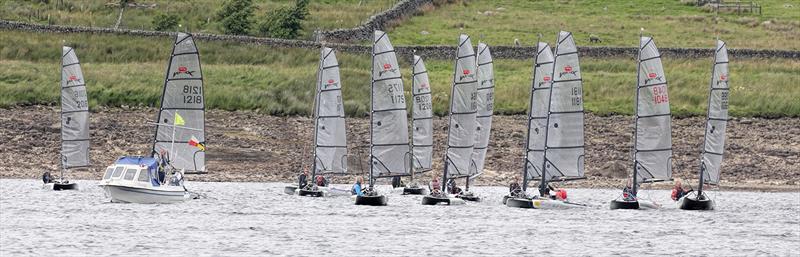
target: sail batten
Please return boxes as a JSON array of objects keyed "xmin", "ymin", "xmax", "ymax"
[
  {"xmin": 634, "ymin": 36, "xmax": 673, "ymax": 182},
  {"xmin": 701, "ymin": 40, "xmax": 729, "ymax": 185},
  {"xmin": 61, "ymin": 46, "xmax": 90, "ymax": 169},
  {"xmin": 469, "ymin": 43, "xmax": 495, "ymax": 178},
  {"xmin": 541, "ymin": 31, "xmax": 585, "ymax": 181},
  {"xmin": 370, "ymin": 31, "xmax": 410, "ymax": 177},
  {"xmin": 313, "ymin": 47, "xmax": 348, "ymax": 175},
  {"xmin": 152, "ymin": 33, "xmax": 206, "ymax": 173},
  {"xmin": 411, "ymin": 55, "xmax": 434, "ymax": 173},
  {"xmin": 445, "ymin": 34, "xmax": 479, "ymax": 178}
]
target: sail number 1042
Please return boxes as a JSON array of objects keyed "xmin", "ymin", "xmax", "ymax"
[{"xmin": 183, "ymin": 85, "xmax": 203, "ymax": 104}]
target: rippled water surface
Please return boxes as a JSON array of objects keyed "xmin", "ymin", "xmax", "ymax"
[{"xmin": 1, "ymin": 179, "xmax": 798, "ymax": 256}]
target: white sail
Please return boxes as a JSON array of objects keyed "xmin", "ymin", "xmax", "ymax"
[
  {"xmin": 370, "ymin": 31, "xmax": 410, "ymax": 177},
  {"xmin": 445, "ymin": 34, "xmax": 478, "ymax": 178},
  {"xmin": 314, "ymin": 47, "xmax": 348, "ymax": 175},
  {"xmin": 701, "ymin": 40, "xmax": 729, "ymax": 185},
  {"xmin": 524, "ymin": 42, "xmax": 554, "ymax": 180},
  {"xmin": 61, "ymin": 46, "xmax": 90, "ymax": 169},
  {"xmin": 469, "ymin": 43, "xmax": 495, "ymax": 178},
  {"xmin": 542, "ymin": 31, "xmax": 585, "ymax": 180},
  {"xmin": 152, "ymin": 33, "xmax": 206, "ymax": 172},
  {"xmin": 634, "ymin": 36, "xmax": 672, "ymax": 182},
  {"xmin": 411, "ymin": 55, "xmax": 433, "ymax": 173}
]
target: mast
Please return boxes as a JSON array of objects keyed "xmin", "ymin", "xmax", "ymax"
[
  {"xmin": 310, "ymin": 47, "xmax": 324, "ymax": 182},
  {"xmin": 632, "ymin": 32, "xmax": 643, "ymax": 196},
  {"xmin": 410, "ymin": 55, "xmax": 416, "ymax": 185},
  {"xmin": 522, "ymin": 37, "xmax": 540, "ymax": 193},
  {"xmin": 539, "ymin": 35, "xmax": 557, "ymax": 197},
  {"xmin": 369, "ymin": 31, "xmax": 376, "ymax": 190}
]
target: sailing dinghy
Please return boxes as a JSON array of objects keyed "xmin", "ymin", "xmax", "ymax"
[
  {"xmin": 421, "ymin": 34, "xmax": 477, "ymax": 206},
  {"xmin": 403, "ymin": 55, "xmax": 434, "ymax": 195},
  {"xmin": 99, "ymin": 33, "xmax": 204, "ymax": 203},
  {"xmin": 457, "ymin": 42, "xmax": 495, "ymax": 202},
  {"xmin": 355, "ymin": 30, "xmax": 410, "ymax": 206},
  {"xmin": 609, "ymin": 34, "xmax": 673, "ymax": 210},
  {"xmin": 285, "ymin": 47, "xmax": 349, "ymax": 197},
  {"xmin": 678, "ymin": 40, "xmax": 729, "ymax": 211},
  {"xmin": 46, "ymin": 46, "xmax": 90, "ymax": 191},
  {"xmin": 504, "ymin": 41, "xmax": 553, "ymax": 207},
  {"xmin": 505, "ymin": 31, "xmax": 588, "ymax": 209}
]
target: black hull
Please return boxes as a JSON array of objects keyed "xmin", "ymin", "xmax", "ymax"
[
  {"xmin": 421, "ymin": 195, "xmax": 450, "ymax": 205},
  {"xmin": 298, "ymin": 189, "xmax": 323, "ymax": 197},
  {"xmin": 679, "ymin": 196, "xmax": 715, "ymax": 210},
  {"xmin": 458, "ymin": 194, "xmax": 481, "ymax": 202},
  {"xmin": 505, "ymin": 197, "xmax": 536, "ymax": 209},
  {"xmin": 355, "ymin": 195, "xmax": 387, "ymax": 206},
  {"xmin": 53, "ymin": 182, "xmax": 78, "ymax": 191},
  {"xmin": 402, "ymin": 187, "xmax": 427, "ymax": 195},
  {"xmin": 502, "ymin": 195, "xmax": 510, "ymax": 205},
  {"xmin": 609, "ymin": 199, "xmax": 640, "ymax": 210},
  {"xmin": 284, "ymin": 186, "xmax": 297, "ymax": 195}
]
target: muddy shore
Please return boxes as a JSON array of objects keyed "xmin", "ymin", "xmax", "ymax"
[{"xmin": 1, "ymin": 106, "xmax": 797, "ymax": 191}]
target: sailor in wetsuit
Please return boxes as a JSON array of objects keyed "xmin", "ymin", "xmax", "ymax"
[
  {"xmin": 298, "ymin": 168, "xmax": 309, "ymax": 189},
  {"xmin": 42, "ymin": 171, "xmax": 53, "ymax": 184},
  {"xmin": 671, "ymin": 179, "xmax": 693, "ymax": 201},
  {"xmin": 447, "ymin": 179, "xmax": 463, "ymax": 195},
  {"xmin": 509, "ymin": 176, "xmax": 522, "ymax": 197}
]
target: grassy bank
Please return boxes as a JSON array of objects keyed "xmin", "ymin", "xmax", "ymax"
[
  {"xmin": 3, "ymin": 31, "xmax": 798, "ymax": 117},
  {"xmin": 388, "ymin": 0, "xmax": 800, "ymax": 50},
  {"xmin": 0, "ymin": 0, "xmax": 397, "ymax": 39}
]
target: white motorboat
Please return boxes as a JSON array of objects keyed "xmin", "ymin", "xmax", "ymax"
[{"xmin": 99, "ymin": 157, "xmax": 189, "ymax": 203}]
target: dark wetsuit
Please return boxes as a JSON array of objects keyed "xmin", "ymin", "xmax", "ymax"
[
  {"xmin": 298, "ymin": 174, "xmax": 308, "ymax": 189},
  {"xmin": 509, "ymin": 182, "xmax": 521, "ymax": 196},
  {"xmin": 42, "ymin": 171, "xmax": 53, "ymax": 184},
  {"xmin": 622, "ymin": 186, "xmax": 636, "ymax": 201}
]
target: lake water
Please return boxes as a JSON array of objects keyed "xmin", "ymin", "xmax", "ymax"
[{"xmin": 1, "ymin": 179, "xmax": 798, "ymax": 256}]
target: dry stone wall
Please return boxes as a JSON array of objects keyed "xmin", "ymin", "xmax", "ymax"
[{"xmin": 2, "ymin": 20, "xmax": 797, "ymax": 60}]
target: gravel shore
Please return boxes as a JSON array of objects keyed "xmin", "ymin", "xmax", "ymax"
[{"xmin": 1, "ymin": 106, "xmax": 797, "ymax": 191}]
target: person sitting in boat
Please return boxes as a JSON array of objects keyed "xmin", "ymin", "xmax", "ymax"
[
  {"xmin": 298, "ymin": 168, "xmax": 309, "ymax": 189},
  {"xmin": 352, "ymin": 177, "xmax": 364, "ymax": 196},
  {"xmin": 447, "ymin": 179, "xmax": 463, "ymax": 195},
  {"xmin": 156, "ymin": 150, "xmax": 171, "ymax": 184},
  {"xmin": 169, "ymin": 170, "xmax": 184, "ymax": 186},
  {"xmin": 42, "ymin": 171, "xmax": 53, "ymax": 184},
  {"xmin": 622, "ymin": 178, "xmax": 636, "ymax": 201},
  {"xmin": 509, "ymin": 176, "xmax": 522, "ymax": 197},
  {"xmin": 391, "ymin": 176, "xmax": 404, "ymax": 188},
  {"xmin": 430, "ymin": 177, "xmax": 442, "ymax": 196},
  {"xmin": 315, "ymin": 175, "xmax": 327, "ymax": 187},
  {"xmin": 671, "ymin": 179, "xmax": 692, "ymax": 201},
  {"xmin": 543, "ymin": 184, "xmax": 567, "ymax": 200}
]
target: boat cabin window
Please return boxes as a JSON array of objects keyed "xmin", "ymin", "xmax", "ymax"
[
  {"xmin": 103, "ymin": 168, "xmax": 113, "ymax": 180},
  {"xmin": 111, "ymin": 166, "xmax": 125, "ymax": 178},
  {"xmin": 137, "ymin": 169, "xmax": 150, "ymax": 182},
  {"xmin": 123, "ymin": 168, "xmax": 137, "ymax": 180}
]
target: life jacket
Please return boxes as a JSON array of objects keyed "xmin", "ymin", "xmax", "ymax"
[
  {"xmin": 555, "ymin": 189, "xmax": 567, "ymax": 200},
  {"xmin": 671, "ymin": 187, "xmax": 685, "ymax": 201}
]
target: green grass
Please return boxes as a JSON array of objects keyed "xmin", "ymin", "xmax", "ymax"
[
  {"xmin": 0, "ymin": 0, "xmax": 397, "ymax": 39},
  {"xmin": 2, "ymin": 30, "xmax": 798, "ymax": 117},
  {"xmin": 388, "ymin": 0, "xmax": 800, "ymax": 50}
]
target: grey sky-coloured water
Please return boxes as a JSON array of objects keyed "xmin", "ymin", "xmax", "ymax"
[{"xmin": 1, "ymin": 179, "xmax": 798, "ymax": 256}]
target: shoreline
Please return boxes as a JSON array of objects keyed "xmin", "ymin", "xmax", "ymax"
[{"xmin": 1, "ymin": 106, "xmax": 798, "ymax": 192}]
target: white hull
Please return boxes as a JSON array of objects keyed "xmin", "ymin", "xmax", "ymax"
[
  {"xmin": 101, "ymin": 184, "xmax": 188, "ymax": 204},
  {"xmin": 294, "ymin": 186, "xmax": 351, "ymax": 197},
  {"xmin": 529, "ymin": 198, "xmax": 588, "ymax": 209},
  {"xmin": 638, "ymin": 199, "xmax": 660, "ymax": 209}
]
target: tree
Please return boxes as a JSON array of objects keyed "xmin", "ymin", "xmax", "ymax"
[
  {"xmin": 258, "ymin": 0, "xmax": 309, "ymax": 39},
  {"xmin": 152, "ymin": 13, "xmax": 179, "ymax": 31},
  {"xmin": 217, "ymin": 0, "xmax": 255, "ymax": 35}
]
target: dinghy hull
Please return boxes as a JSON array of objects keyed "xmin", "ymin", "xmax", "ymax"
[
  {"xmin": 457, "ymin": 192, "xmax": 481, "ymax": 202},
  {"xmin": 609, "ymin": 199, "xmax": 660, "ymax": 210},
  {"xmin": 298, "ymin": 189, "xmax": 324, "ymax": 197},
  {"xmin": 53, "ymin": 182, "xmax": 78, "ymax": 191},
  {"xmin": 505, "ymin": 197, "xmax": 536, "ymax": 208},
  {"xmin": 421, "ymin": 195, "xmax": 465, "ymax": 205},
  {"xmin": 678, "ymin": 195, "xmax": 715, "ymax": 210},
  {"xmin": 355, "ymin": 195, "xmax": 387, "ymax": 206},
  {"xmin": 402, "ymin": 186, "xmax": 428, "ymax": 195},
  {"xmin": 284, "ymin": 185, "xmax": 297, "ymax": 195}
]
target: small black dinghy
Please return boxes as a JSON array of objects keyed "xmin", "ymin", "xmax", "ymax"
[
  {"xmin": 45, "ymin": 45, "xmax": 90, "ymax": 191},
  {"xmin": 609, "ymin": 32, "xmax": 673, "ymax": 210},
  {"xmin": 679, "ymin": 39, "xmax": 729, "ymax": 211}
]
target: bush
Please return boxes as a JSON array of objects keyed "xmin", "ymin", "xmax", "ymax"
[
  {"xmin": 258, "ymin": 0, "xmax": 309, "ymax": 39},
  {"xmin": 217, "ymin": 0, "xmax": 255, "ymax": 35},
  {"xmin": 152, "ymin": 13, "xmax": 180, "ymax": 31}
]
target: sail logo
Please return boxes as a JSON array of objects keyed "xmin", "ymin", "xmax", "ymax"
[
  {"xmin": 559, "ymin": 65, "xmax": 579, "ymax": 77},
  {"xmin": 173, "ymin": 66, "xmax": 195, "ymax": 77},
  {"xmin": 717, "ymin": 74, "xmax": 728, "ymax": 86},
  {"xmin": 66, "ymin": 75, "xmax": 82, "ymax": 85},
  {"xmin": 417, "ymin": 83, "xmax": 429, "ymax": 92},
  {"xmin": 644, "ymin": 72, "xmax": 663, "ymax": 84},
  {"xmin": 480, "ymin": 78, "xmax": 494, "ymax": 86},
  {"xmin": 459, "ymin": 69, "xmax": 475, "ymax": 81},
  {"xmin": 538, "ymin": 75, "xmax": 552, "ymax": 87},
  {"xmin": 325, "ymin": 79, "xmax": 338, "ymax": 88},
  {"xmin": 379, "ymin": 63, "xmax": 397, "ymax": 77}
]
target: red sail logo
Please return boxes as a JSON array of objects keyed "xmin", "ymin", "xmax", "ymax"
[
  {"xmin": 173, "ymin": 66, "xmax": 195, "ymax": 77},
  {"xmin": 564, "ymin": 66, "xmax": 573, "ymax": 72},
  {"xmin": 324, "ymin": 78, "xmax": 338, "ymax": 88},
  {"xmin": 559, "ymin": 66, "xmax": 578, "ymax": 77},
  {"xmin": 66, "ymin": 75, "xmax": 82, "ymax": 85},
  {"xmin": 378, "ymin": 63, "xmax": 397, "ymax": 77},
  {"xmin": 463, "ymin": 69, "xmax": 471, "ymax": 75},
  {"xmin": 328, "ymin": 79, "xmax": 335, "ymax": 84},
  {"xmin": 648, "ymin": 72, "xmax": 657, "ymax": 78},
  {"xmin": 383, "ymin": 63, "xmax": 392, "ymax": 70},
  {"xmin": 720, "ymin": 74, "xmax": 727, "ymax": 80},
  {"xmin": 543, "ymin": 76, "xmax": 551, "ymax": 81}
]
